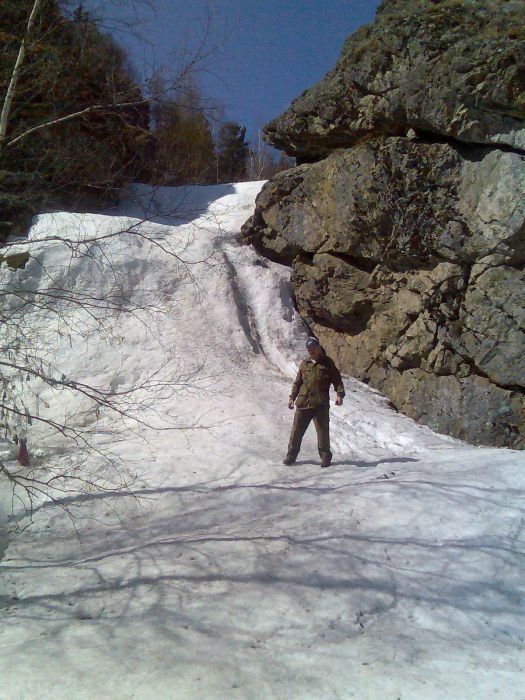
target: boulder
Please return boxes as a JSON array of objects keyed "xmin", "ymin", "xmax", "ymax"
[
  {"xmin": 241, "ymin": 138, "xmax": 525, "ymax": 447},
  {"xmin": 264, "ymin": 0, "xmax": 525, "ymax": 159},
  {"xmin": 242, "ymin": 138, "xmax": 524, "ymax": 268}
]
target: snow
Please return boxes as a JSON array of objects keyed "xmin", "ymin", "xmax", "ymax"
[{"xmin": 0, "ymin": 181, "xmax": 524, "ymax": 699}]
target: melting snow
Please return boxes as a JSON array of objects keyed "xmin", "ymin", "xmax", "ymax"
[{"xmin": 0, "ymin": 182, "xmax": 524, "ymax": 699}]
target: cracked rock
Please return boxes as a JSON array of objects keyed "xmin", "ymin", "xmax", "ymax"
[{"xmin": 241, "ymin": 0, "xmax": 524, "ymax": 448}]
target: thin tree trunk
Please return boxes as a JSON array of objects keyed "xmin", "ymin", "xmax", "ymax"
[
  {"xmin": 0, "ymin": 0, "xmax": 44, "ymax": 144},
  {"xmin": 5, "ymin": 99, "xmax": 149, "ymax": 149}
]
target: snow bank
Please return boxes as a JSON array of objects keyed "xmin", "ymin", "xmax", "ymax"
[{"xmin": 0, "ymin": 182, "xmax": 523, "ymax": 700}]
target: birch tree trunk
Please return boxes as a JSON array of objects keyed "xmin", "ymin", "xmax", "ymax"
[{"xmin": 0, "ymin": 0, "xmax": 44, "ymax": 145}]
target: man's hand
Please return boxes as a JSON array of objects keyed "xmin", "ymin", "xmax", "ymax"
[
  {"xmin": 288, "ymin": 399, "xmax": 295, "ymax": 410},
  {"xmin": 335, "ymin": 396, "xmax": 343, "ymax": 406}
]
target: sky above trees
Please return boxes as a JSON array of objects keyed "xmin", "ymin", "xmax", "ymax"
[{"xmin": 91, "ymin": 0, "xmax": 382, "ymax": 145}]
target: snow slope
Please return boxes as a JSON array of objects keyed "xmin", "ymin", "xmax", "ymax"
[{"xmin": 0, "ymin": 182, "xmax": 524, "ymax": 700}]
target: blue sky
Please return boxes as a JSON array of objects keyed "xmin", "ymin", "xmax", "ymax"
[{"xmin": 97, "ymin": 0, "xmax": 382, "ymax": 144}]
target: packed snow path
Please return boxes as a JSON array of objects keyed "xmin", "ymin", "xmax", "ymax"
[{"xmin": 0, "ymin": 183, "xmax": 524, "ymax": 699}]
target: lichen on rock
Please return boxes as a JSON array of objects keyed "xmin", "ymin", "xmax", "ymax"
[{"xmin": 264, "ymin": 0, "xmax": 525, "ymax": 159}]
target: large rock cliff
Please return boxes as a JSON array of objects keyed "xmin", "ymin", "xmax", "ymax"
[{"xmin": 241, "ymin": 0, "xmax": 525, "ymax": 448}]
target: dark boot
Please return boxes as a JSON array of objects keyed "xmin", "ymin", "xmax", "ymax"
[{"xmin": 320, "ymin": 449, "xmax": 332, "ymax": 468}]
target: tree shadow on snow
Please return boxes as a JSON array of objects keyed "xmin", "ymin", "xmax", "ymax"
[
  {"xmin": 333, "ymin": 457, "xmax": 419, "ymax": 469},
  {"xmin": 2, "ymin": 461, "xmax": 523, "ymax": 657},
  {"xmin": 294, "ymin": 457, "xmax": 419, "ymax": 469}
]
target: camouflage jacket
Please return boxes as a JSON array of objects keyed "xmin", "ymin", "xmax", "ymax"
[{"xmin": 289, "ymin": 355, "xmax": 345, "ymax": 409}]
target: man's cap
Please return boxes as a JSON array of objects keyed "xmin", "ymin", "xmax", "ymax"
[{"xmin": 306, "ymin": 337, "xmax": 320, "ymax": 349}]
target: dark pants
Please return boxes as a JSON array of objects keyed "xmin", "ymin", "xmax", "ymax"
[{"xmin": 286, "ymin": 405, "xmax": 331, "ymax": 464}]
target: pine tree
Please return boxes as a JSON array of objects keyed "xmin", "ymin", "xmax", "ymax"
[
  {"xmin": 152, "ymin": 108, "xmax": 215, "ymax": 185},
  {"xmin": 0, "ymin": 0, "xmax": 150, "ymax": 238},
  {"xmin": 150, "ymin": 79, "xmax": 216, "ymax": 186},
  {"xmin": 216, "ymin": 122, "xmax": 249, "ymax": 183}
]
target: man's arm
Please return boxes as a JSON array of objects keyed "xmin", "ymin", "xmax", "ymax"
[
  {"xmin": 288, "ymin": 363, "xmax": 303, "ymax": 407},
  {"xmin": 330, "ymin": 361, "xmax": 345, "ymax": 405}
]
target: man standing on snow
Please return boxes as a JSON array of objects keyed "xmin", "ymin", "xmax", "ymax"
[{"xmin": 284, "ymin": 337, "xmax": 345, "ymax": 468}]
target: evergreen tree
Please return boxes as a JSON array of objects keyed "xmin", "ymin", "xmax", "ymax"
[
  {"xmin": 152, "ymin": 107, "xmax": 215, "ymax": 185},
  {"xmin": 0, "ymin": 0, "xmax": 150, "ymax": 238},
  {"xmin": 216, "ymin": 122, "xmax": 249, "ymax": 183},
  {"xmin": 150, "ymin": 79, "xmax": 216, "ymax": 186}
]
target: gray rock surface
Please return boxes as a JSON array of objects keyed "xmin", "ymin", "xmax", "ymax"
[
  {"xmin": 265, "ymin": 0, "xmax": 525, "ymax": 158},
  {"xmin": 244, "ymin": 139, "xmax": 525, "ymax": 268}
]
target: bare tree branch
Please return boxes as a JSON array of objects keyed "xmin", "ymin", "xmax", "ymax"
[{"xmin": 4, "ymin": 99, "xmax": 150, "ymax": 149}]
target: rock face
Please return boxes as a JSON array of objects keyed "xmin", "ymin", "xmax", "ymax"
[
  {"xmin": 265, "ymin": 0, "xmax": 525, "ymax": 159},
  {"xmin": 241, "ymin": 0, "xmax": 525, "ymax": 448}
]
